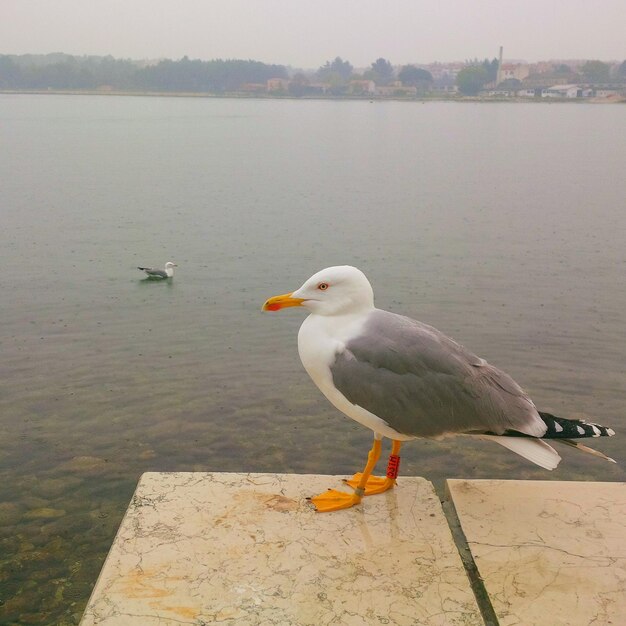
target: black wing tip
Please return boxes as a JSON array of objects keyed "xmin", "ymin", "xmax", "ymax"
[{"xmin": 538, "ymin": 411, "xmax": 615, "ymax": 439}]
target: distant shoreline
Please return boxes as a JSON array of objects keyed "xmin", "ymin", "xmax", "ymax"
[{"xmin": 1, "ymin": 88, "xmax": 624, "ymax": 104}]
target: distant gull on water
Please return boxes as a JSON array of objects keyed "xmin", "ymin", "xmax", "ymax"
[
  {"xmin": 263, "ymin": 265, "xmax": 616, "ymax": 512},
  {"xmin": 137, "ymin": 261, "xmax": 177, "ymax": 279}
]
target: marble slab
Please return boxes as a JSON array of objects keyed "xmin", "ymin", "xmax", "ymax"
[
  {"xmin": 81, "ymin": 472, "xmax": 482, "ymax": 626},
  {"xmin": 446, "ymin": 479, "xmax": 626, "ymax": 626}
]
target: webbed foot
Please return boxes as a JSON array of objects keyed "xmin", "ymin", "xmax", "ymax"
[
  {"xmin": 308, "ymin": 489, "xmax": 362, "ymax": 512},
  {"xmin": 343, "ymin": 473, "xmax": 396, "ymax": 495}
]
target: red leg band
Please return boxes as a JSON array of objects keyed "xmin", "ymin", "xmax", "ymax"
[{"xmin": 386, "ymin": 454, "xmax": 401, "ymax": 479}]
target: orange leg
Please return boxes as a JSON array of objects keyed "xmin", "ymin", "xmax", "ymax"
[
  {"xmin": 344, "ymin": 440, "xmax": 402, "ymax": 495},
  {"xmin": 308, "ymin": 439, "xmax": 382, "ymax": 512}
]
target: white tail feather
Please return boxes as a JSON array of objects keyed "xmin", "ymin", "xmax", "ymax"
[
  {"xmin": 557, "ymin": 439, "xmax": 617, "ymax": 463},
  {"xmin": 479, "ymin": 435, "xmax": 561, "ymax": 470}
]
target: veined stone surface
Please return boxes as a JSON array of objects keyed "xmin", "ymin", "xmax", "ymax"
[
  {"xmin": 447, "ymin": 479, "xmax": 626, "ymax": 626},
  {"xmin": 81, "ymin": 472, "xmax": 481, "ymax": 626}
]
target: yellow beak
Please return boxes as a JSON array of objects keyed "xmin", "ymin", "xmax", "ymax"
[{"xmin": 262, "ymin": 292, "xmax": 305, "ymax": 311}]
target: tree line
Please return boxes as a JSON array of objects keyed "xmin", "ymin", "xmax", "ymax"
[
  {"xmin": 313, "ymin": 56, "xmax": 433, "ymax": 90},
  {"xmin": 0, "ymin": 53, "xmax": 434, "ymax": 94},
  {"xmin": 0, "ymin": 54, "xmax": 288, "ymax": 92}
]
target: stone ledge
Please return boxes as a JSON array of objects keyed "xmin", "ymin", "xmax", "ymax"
[
  {"xmin": 80, "ymin": 472, "xmax": 482, "ymax": 626},
  {"xmin": 446, "ymin": 479, "xmax": 626, "ymax": 626}
]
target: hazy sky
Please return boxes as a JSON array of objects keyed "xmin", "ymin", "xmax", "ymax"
[{"xmin": 2, "ymin": 0, "xmax": 624, "ymax": 67}]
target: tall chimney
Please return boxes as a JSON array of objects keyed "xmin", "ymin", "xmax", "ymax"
[{"xmin": 497, "ymin": 46, "xmax": 503, "ymax": 85}]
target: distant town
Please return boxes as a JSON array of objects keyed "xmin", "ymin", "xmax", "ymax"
[{"xmin": 1, "ymin": 49, "xmax": 625, "ymax": 102}]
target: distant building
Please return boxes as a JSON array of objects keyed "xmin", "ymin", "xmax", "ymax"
[
  {"xmin": 484, "ymin": 89, "xmax": 514, "ymax": 97},
  {"xmin": 376, "ymin": 82, "xmax": 417, "ymax": 96},
  {"xmin": 541, "ymin": 84, "xmax": 592, "ymax": 98},
  {"xmin": 433, "ymin": 83, "xmax": 458, "ymax": 94},
  {"xmin": 529, "ymin": 62, "xmax": 555, "ymax": 75},
  {"xmin": 493, "ymin": 49, "xmax": 530, "ymax": 88},
  {"xmin": 595, "ymin": 88, "xmax": 622, "ymax": 98},
  {"xmin": 499, "ymin": 63, "xmax": 530, "ymax": 82},
  {"xmin": 523, "ymin": 74, "xmax": 577, "ymax": 89},
  {"xmin": 239, "ymin": 83, "xmax": 266, "ymax": 93},
  {"xmin": 431, "ymin": 74, "xmax": 458, "ymax": 93},
  {"xmin": 267, "ymin": 78, "xmax": 290, "ymax": 92},
  {"xmin": 427, "ymin": 63, "xmax": 462, "ymax": 81},
  {"xmin": 349, "ymin": 80, "xmax": 375, "ymax": 94}
]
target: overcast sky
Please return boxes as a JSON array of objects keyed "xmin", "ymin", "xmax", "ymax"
[{"xmin": 2, "ymin": 0, "xmax": 624, "ymax": 68}]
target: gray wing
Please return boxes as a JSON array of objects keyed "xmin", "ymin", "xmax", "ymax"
[
  {"xmin": 138, "ymin": 267, "xmax": 167, "ymax": 278},
  {"xmin": 330, "ymin": 309, "xmax": 545, "ymax": 438}
]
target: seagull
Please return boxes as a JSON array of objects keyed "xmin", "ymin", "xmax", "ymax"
[
  {"xmin": 263, "ymin": 265, "xmax": 616, "ymax": 512},
  {"xmin": 137, "ymin": 261, "xmax": 177, "ymax": 279}
]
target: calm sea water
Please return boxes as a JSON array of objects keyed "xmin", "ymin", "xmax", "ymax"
[{"xmin": 1, "ymin": 94, "xmax": 625, "ymax": 624}]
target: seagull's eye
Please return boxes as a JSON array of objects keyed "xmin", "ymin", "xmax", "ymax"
[{"xmin": 317, "ymin": 282, "xmax": 329, "ymax": 291}]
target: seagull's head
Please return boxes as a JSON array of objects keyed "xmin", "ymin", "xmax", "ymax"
[
  {"xmin": 165, "ymin": 262, "xmax": 178, "ymax": 268},
  {"xmin": 262, "ymin": 265, "xmax": 374, "ymax": 316}
]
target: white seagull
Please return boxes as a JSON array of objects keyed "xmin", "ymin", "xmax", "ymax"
[
  {"xmin": 137, "ymin": 261, "xmax": 177, "ymax": 279},
  {"xmin": 263, "ymin": 265, "xmax": 615, "ymax": 512}
]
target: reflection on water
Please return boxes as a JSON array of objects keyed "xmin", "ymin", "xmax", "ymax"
[{"xmin": 0, "ymin": 95, "xmax": 625, "ymax": 624}]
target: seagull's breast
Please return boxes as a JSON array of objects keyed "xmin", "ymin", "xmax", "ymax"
[
  {"xmin": 297, "ymin": 311, "xmax": 412, "ymax": 439},
  {"xmin": 297, "ymin": 313, "xmax": 356, "ymax": 388}
]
